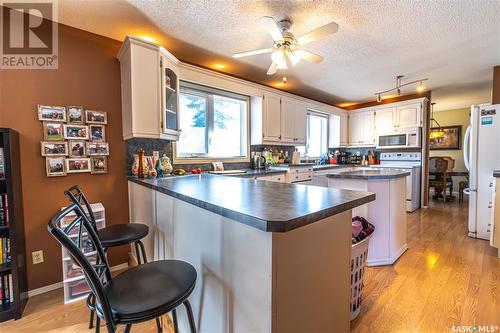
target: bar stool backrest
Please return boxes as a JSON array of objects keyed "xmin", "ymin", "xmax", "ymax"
[
  {"xmin": 47, "ymin": 203, "xmax": 115, "ymax": 330},
  {"xmin": 64, "ymin": 185, "xmax": 97, "ymax": 230}
]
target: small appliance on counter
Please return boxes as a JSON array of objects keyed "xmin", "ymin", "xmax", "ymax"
[
  {"xmin": 251, "ymin": 153, "xmax": 266, "ymax": 170},
  {"xmin": 337, "ymin": 151, "xmax": 349, "ymax": 164}
]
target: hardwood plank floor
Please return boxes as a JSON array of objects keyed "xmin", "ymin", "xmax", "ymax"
[
  {"xmin": 352, "ymin": 197, "xmax": 500, "ymax": 333},
  {"xmin": 0, "ymin": 198, "xmax": 498, "ymax": 332}
]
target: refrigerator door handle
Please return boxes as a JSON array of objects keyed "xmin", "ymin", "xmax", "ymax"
[{"xmin": 464, "ymin": 124, "xmax": 471, "ymax": 171}]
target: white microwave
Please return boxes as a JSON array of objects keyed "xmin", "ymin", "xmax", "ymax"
[{"xmin": 377, "ymin": 127, "xmax": 422, "ymax": 149}]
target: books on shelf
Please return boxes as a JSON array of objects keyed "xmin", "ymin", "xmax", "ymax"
[
  {"xmin": 0, "ymin": 237, "xmax": 10, "ymax": 265},
  {"xmin": 0, "ymin": 193, "xmax": 8, "ymax": 226},
  {"xmin": 0, "ymin": 273, "xmax": 14, "ymax": 304},
  {"xmin": 0, "ymin": 148, "xmax": 4, "ymax": 178}
]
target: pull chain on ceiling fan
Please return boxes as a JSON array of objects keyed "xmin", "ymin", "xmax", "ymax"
[{"xmin": 233, "ymin": 16, "xmax": 339, "ymax": 82}]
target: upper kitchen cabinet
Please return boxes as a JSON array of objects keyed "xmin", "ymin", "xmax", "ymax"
[
  {"xmin": 328, "ymin": 113, "xmax": 348, "ymax": 148},
  {"xmin": 251, "ymin": 93, "xmax": 307, "ymax": 145},
  {"xmin": 396, "ymin": 103, "xmax": 422, "ymax": 128},
  {"xmin": 293, "ymin": 101, "xmax": 307, "ymax": 145},
  {"xmin": 374, "ymin": 107, "xmax": 396, "ymax": 134},
  {"xmin": 349, "ymin": 109, "xmax": 375, "ymax": 147},
  {"xmin": 374, "ymin": 101, "xmax": 423, "ymax": 134},
  {"xmin": 117, "ymin": 36, "xmax": 181, "ymax": 140}
]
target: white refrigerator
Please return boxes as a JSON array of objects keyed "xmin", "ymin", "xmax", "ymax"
[{"xmin": 464, "ymin": 104, "xmax": 500, "ymax": 240}]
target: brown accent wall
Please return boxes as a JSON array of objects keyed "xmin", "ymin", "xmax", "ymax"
[
  {"xmin": 493, "ymin": 66, "xmax": 500, "ymax": 104},
  {"xmin": 0, "ymin": 24, "xmax": 128, "ymax": 290},
  {"xmin": 342, "ymin": 92, "xmax": 431, "ymax": 111}
]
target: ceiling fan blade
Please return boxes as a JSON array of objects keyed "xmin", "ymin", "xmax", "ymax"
[
  {"xmin": 296, "ymin": 21, "xmax": 339, "ymax": 45},
  {"xmin": 232, "ymin": 48, "xmax": 274, "ymax": 58},
  {"xmin": 260, "ymin": 16, "xmax": 284, "ymax": 41},
  {"xmin": 267, "ymin": 62, "xmax": 278, "ymax": 75},
  {"xmin": 299, "ymin": 50, "xmax": 324, "ymax": 64}
]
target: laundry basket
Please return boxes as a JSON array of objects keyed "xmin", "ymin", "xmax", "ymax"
[{"xmin": 350, "ymin": 233, "xmax": 373, "ymax": 321}]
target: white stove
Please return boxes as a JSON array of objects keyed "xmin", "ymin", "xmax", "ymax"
[{"xmin": 371, "ymin": 152, "xmax": 422, "ymax": 212}]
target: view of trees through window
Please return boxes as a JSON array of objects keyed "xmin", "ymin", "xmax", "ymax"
[{"xmin": 177, "ymin": 84, "xmax": 248, "ymax": 159}]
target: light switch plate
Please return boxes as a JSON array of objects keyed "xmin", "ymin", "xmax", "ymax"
[{"xmin": 32, "ymin": 250, "xmax": 44, "ymax": 264}]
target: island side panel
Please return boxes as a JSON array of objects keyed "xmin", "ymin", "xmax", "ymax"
[
  {"xmin": 271, "ymin": 210, "xmax": 352, "ymax": 333},
  {"xmin": 128, "ymin": 181, "xmax": 157, "ymax": 263},
  {"xmin": 388, "ymin": 178, "xmax": 408, "ymax": 262},
  {"xmin": 157, "ymin": 195, "xmax": 273, "ymax": 333}
]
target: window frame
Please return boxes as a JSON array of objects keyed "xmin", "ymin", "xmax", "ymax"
[
  {"xmin": 303, "ymin": 110, "xmax": 329, "ymax": 158},
  {"xmin": 173, "ymin": 81, "xmax": 250, "ymax": 164}
]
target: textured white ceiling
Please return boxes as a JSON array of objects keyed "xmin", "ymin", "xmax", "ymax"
[{"xmin": 57, "ymin": 0, "xmax": 500, "ymax": 104}]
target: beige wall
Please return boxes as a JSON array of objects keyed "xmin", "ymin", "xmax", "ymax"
[{"xmin": 429, "ymin": 107, "xmax": 470, "ymax": 192}]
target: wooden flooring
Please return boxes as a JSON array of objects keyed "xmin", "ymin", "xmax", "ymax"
[
  {"xmin": 351, "ymin": 197, "xmax": 500, "ymax": 333},
  {"xmin": 0, "ymin": 198, "xmax": 499, "ymax": 333}
]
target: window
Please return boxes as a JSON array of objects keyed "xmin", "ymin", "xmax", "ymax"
[
  {"xmin": 176, "ymin": 82, "xmax": 249, "ymax": 161},
  {"xmin": 298, "ymin": 111, "xmax": 328, "ymax": 157}
]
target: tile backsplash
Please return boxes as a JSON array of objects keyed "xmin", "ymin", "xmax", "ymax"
[{"xmin": 125, "ymin": 139, "xmax": 300, "ymax": 175}]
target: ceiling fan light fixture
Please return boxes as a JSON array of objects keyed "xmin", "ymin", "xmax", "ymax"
[
  {"xmin": 271, "ymin": 49, "xmax": 287, "ymax": 69},
  {"xmin": 288, "ymin": 50, "xmax": 302, "ymax": 66}
]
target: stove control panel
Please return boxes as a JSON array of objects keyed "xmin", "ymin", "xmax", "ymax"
[{"xmin": 380, "ymin": 152, "xmax": 422, "ymax": 161}]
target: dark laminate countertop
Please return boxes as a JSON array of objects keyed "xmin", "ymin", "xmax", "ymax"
[
  {"xmin": 313, "ymin": 164, "xmax": 356, "ymax": 170},
  {"xmin": 129, "ymin": 174, "xmax": 375, "ymax": 232},
  {"xmin": 327, "ymin": 169, "xmax": 410, "ymax": 180},
  {"xmin": 494, "ymin": 170, "xmax": 500, "ymax": 177},
  {"xmin": 225, "ymin": 168, "xmax": 288, "ymax": 178}
]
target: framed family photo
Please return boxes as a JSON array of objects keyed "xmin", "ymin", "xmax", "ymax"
[
  {"xmin": 91, "ymin": 156, "xmax": 108, "ymax": 174},
  {"xmin": 41, "ymin": 141, "xmax": 68, "ymax": 156},
  {"xmin": 89, "ymin": 124, "xmax": 105, "ymax": 142},
  {"xmin": 46, "ymin": 157, "xmax": 66, "ymax": 177},
  {"xmin": 43, "ymin": 122, "xmax": 64, "ymax": 141},
  {"xmin": 67, "ymin": 106, "xmax": 84, "ymax": 124},
  {"xmin": 63, "ymin": 124, "xmax": 89, "ymax": 140},
  {"xmin": 66, "ymin": 158, "xmax": 91, "ymax": 173},
  {"xmin": 38, "ymin": 105, "xmax": 66, "ymax": 122},
  {"xmin": 85, "ymin": 110, "xmax": 107, "ymax": 124},
  {"xmin": 68, "ymin": 141, "xmax": 86, "ymax": 157},
  {"xmin": 86, "ymin": 142, "xmax": 109, "ymax": 156}
]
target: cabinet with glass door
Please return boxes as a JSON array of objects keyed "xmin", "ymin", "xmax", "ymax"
[{"xmin": 160, "ymin": 52, "xmax": 180, "ymax": 140}]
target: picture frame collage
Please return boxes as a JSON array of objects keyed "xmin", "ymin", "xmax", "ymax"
[{"xmin": 38, "ymin": 105, "xmax": 109, "ymax": 177}]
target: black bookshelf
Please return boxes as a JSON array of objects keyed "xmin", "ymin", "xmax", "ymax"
[{"xmin": 0, "ymin": 129, "xmax": 27, "ymax": 322}]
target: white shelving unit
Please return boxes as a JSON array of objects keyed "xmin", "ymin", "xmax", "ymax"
[{"xmin": 60, "ymin": 203, "xmax": 105, "ymax": 304}]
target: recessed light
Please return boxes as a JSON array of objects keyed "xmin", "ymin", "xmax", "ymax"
[
  {"xmin": 213, "ymin": 63, "xmax": 226, "ymax": 69},
  {"xmin": 139, "ymin": 35, "xmax": 156, "ymax": 43}
]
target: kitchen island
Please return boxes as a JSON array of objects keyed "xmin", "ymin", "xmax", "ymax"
[
  {"xmin": 327, "ymin": 169, "xmax": 410, "ymax": 266},
  {"xmin": 128, "ymin": 174, "xmax": 374, "ymax": 333}
]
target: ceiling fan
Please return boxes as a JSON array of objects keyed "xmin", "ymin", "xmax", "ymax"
[{"xmin": 233, "ymin": 16, "xmax": 339, "ymax": 76}]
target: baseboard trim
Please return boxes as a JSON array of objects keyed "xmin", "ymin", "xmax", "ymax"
[
  {"xmin": 27, "ymin": 262, "xmax": 129, "ymax": 298},
  {"xmin": 367, "ymin": 244, "xmax": 408, "ymax": 267}
]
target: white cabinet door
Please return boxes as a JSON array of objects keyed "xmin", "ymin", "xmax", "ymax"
[
  {"xmin": 280, "ymin": 98, "xmax": 296, "ymax": 143},
  {"xmin": 375, "ymin": 107, "xmax": 396, "ymax": 134},
  {"xmin": 397, "ymin": 103, "xmax": 421, "ymax": 128},
  {"xmin": 294, "ymin": 101, "xmax": 307, "ymax": 145},
  {"xmin": 328, "ymin": 114, "xmax": 341, "ymax": 148},
  {"xmin": 361, "ymin": 111, "xmax": 375, "ymax": 145},
  {"xmin": 349, "ymin": 113, "xmax": 361, "ymax": 145},
  {"xmin": 340, "ymin": 113, "xmax": 349, "ymax": 147},
  {"xmin": 263, "ymin": 93, "xmax": 281, "ymax": 142}
]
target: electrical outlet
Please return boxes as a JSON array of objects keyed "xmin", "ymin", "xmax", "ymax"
[{"xmin": 32, "ymin": 250, "xmax": 44, "ymax": 264}]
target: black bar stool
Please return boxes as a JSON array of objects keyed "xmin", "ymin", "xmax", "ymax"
[
  {"xmin": 48, "ymin": 203, "xmax": 197, "ymax": 333},
  {"xmin": 64, "ymin": 185, "xmax": 161, "ymax": 331}
]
